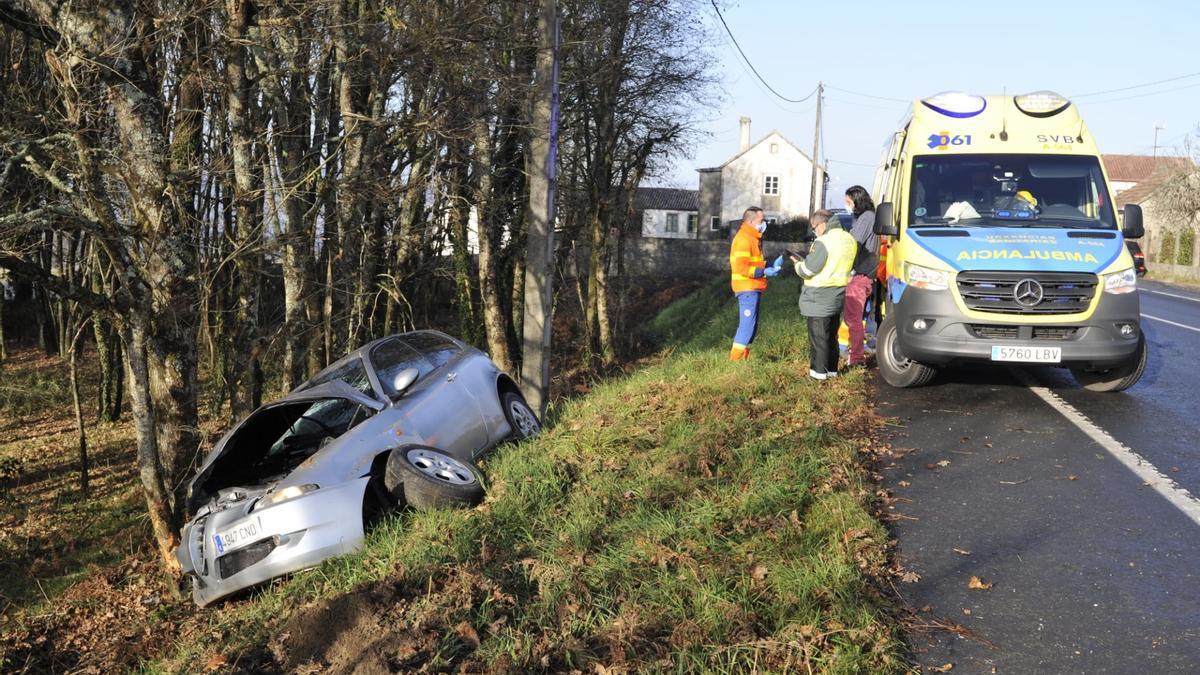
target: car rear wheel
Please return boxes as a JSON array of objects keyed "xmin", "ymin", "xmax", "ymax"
[
  {"xmin": 1070, "ymin": 334, "xmax": 1147, "ymax": 392},
  {"xmin": 502, "ymin": 391, "xmax": 541, "ymax": 441},
  {"xmin": 389, "ymin": 446, "xmax": 485, "ymax": 510},
  {"xmin": 877, "ymin": 313, "xmax": 938, "ymax": 388}
]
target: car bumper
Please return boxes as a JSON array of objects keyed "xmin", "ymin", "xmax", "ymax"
[
  {"xmin": 176, "ymin": 478, "xmax": 368, "ymax": 606},
  {"xmin": 893, "ymin": 287, "xmax": 1141, "ymax": 369}
]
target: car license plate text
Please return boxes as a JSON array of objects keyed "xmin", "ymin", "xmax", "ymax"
[
  {"xmin": 990, "ymin": 345, "xmax": 1062, "ymax": 363},
  {"xmin": 213, "ymin": 517, "xmax": 262, "ymax": 555}
]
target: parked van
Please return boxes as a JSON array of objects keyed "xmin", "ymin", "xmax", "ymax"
[{"xmin": 871, "ymin": 91, "xmax": 1146, "ymax": 391}]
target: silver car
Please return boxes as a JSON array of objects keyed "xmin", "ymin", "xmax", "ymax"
[{"xmin": 175, "ymin": 331, "xmax": 540, "ymax": 606}]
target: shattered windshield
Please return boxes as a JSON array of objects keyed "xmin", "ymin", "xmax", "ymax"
[
  {"xmin": 909, "ymin": 154, "xmax": 1116, "ymax": 229},
  {"xmin": 303, "ymin": 355, "xmax": 376, "ymax": 398}
]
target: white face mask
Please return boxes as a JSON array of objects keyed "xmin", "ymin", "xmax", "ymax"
[{"xmin": 754, "ymin": 221, "xmax": 767, "ymax": 233}]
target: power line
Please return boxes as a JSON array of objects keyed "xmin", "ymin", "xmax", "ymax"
[
  {"xmin": 709, "ymin": 0, "xmax": 817, "ymax": 104},
  {"xmin": 1079, "ymin": 81, "xmax": 1200, "ymax": 106},
  {"xmin": 825, "ymin": 84, "xmax": 909, "ymax": 104},
  {"xmin": 824, "ymin": 96, "xmax": 907, "ymax": 112},
  {"xmin": 827, "ymin": 158, "xmax": 878, "ymax": 168},
  {"xmin": 1071, "ymin": 71, "xmax": 1200, "ymax": 99}
]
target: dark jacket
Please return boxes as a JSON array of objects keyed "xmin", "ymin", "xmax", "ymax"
[{"xmin": 849, "ymin": 210, "xmax": 879, "ymax": 276}]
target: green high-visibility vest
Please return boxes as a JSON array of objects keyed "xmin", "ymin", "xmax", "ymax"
[{"xmin": 806, "ymin": 228, "xmax": 857, "ymax": 288}]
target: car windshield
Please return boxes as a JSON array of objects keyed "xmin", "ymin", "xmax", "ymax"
[
  {"xmin": 908, "ymin": 154, "xmax": 1116, "ymax": 229},
  {"xmin": 304, "ymin": 355, "xmax": 376, "ymax": 398}
]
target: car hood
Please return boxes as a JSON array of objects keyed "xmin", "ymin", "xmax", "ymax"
[{"xmin": 185, "ymin": 381, "xmax": 384, "ymax": 515}]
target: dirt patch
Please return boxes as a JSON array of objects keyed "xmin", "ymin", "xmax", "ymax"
[{"xmin": 269, "ymin": 567, "xmax": 515, "ymax": 675}]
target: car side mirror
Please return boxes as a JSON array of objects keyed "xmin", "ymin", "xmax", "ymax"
[
  {"xmin": 1121, "ymin": 203, "xmax": 1144, "ymax": 239},
  {"xmin": 390, "ymin": 367, "xmax": 419, "ymax": 399},
  {"xmin": 874, "ymin": 202, "xmax": 898, "ymax": 236}
]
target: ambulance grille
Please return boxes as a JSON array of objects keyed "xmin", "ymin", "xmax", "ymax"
[{"xmin": 956, "ymin": 271, "xmax": 1097, "ymax": 315}]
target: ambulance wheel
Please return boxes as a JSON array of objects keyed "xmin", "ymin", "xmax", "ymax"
[
  {"xmin": 1070, "ymin": 334, "xmax": 1147, "ymax": 392},
  {"xmin": 877, "ymin": 313, "xmax": 938, "ymax": 388}
]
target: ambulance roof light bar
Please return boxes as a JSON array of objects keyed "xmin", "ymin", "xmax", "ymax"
[
  {"xmin": 1013, "ymin": 91, "xmax": 1071, "ymax": 117},
  {"xmin": 920, "ymin": 92, "xmax": 987, "ymax": 119}
]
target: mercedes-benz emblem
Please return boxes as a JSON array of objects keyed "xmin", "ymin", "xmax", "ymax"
[{"xmin": 1013, "ymin": 278, "xmax": 1044, "ymax": 307}]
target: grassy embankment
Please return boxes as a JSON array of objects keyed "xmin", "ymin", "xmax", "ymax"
[{"xmin": 148, "ymin": 274, "xmax": 905, "ymax": 673}]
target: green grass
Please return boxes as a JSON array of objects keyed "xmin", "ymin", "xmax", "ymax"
[{"xmin": 149, "ymin": 275, "xmax": 905, "ymax": 673}]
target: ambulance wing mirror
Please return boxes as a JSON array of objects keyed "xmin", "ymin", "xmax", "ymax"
[
  {"xmin": 873, "ymin": 202, "xmax": 898, "ymax": 237},
  {"xmin": 1121, "ymin": 204, "xmax": 1144, "ymax": 239}
]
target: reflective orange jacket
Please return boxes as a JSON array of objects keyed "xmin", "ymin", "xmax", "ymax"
[{"xmin": 730, "ymin": 223, "xmax": 767, "ymax": 293}]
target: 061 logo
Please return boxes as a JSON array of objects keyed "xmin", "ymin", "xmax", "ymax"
[{"xmin": 927, "ymin": 131, "xmax": 972, "ymax": 151}]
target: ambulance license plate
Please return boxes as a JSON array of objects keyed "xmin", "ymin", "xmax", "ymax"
[{"xmin": 990, "ymin": 345, "xmax": 1061, "ymax": 363}]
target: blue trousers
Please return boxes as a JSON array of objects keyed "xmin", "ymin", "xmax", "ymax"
[{"xmin": 733, "ymin": 291, "xmax": 761, "ymax": 347}]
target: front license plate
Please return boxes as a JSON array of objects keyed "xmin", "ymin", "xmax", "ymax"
[
  {"xmin": 990, "ymin": 345, "xmax": 1062, "ymax": 363},
  {"xmin": 213, "ymin": 516, "xmax": 263, "ymax": 555}
]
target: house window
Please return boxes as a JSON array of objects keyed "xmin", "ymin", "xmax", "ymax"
[
  {"xmin": 769, "ymin": 143, "xmax": 779, "ymax": 154},
  {"xmin": 763, "ymin": 175, "xmax": 779, "ymax": 195},
  {"xmin": 665, "ymin": 213, "xmax": 679, "ymax": 233},
  {"xmin": 686, "ymin": 214, "xmax": 697, "ymax": 233},
  {"xmin": 710, "ymin": 216, "xmax": 721, "ymax": 231}
]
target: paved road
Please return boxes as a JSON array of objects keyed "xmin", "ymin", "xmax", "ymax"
[{"xmin": 877, "ymin": 280, "xmax": 1200, "ymax": 673}]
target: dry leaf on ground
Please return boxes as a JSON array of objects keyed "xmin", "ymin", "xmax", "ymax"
[{"xmin": 968, "ymin": 576, "xmax": 993, "ymax": 590}]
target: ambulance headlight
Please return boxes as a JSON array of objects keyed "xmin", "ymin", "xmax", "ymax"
[
  {"xmin": 1104, "ymin": 267, "xmax": 1137, "ymax": 295},
  {"xmin": 904, "ymin": 263, "xmax": 949, "ymax": 291},
  {"xmin": 1014, "ymin": 91, "xmax": 1071, "ymax": 117}
]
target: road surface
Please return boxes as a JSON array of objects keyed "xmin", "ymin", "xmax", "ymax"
[{"xmin": 877, "ymin": 279, "xmax": 1200, "ymax": 673}]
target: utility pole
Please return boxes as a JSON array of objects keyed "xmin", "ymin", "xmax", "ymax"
[
  {"xmin": 520, "ymin": 0, "xmax": 560, "ymax": 416},
  {"xmin": 809, "ymin": 81, "xmax": 824, "ymax": 218}
]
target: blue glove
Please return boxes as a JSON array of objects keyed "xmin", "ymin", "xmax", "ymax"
[
  {"xmin": 764, "ymin": 266, "xmax": 780, "ymax": 278},
  {"xmin": 772, "ymin": 255, "xmax": 785, "ymax": 268}
]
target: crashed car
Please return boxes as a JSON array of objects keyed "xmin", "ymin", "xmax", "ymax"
[{"xmin": 175, "ymin": 330, "xmax": 540, "ymax": 606}]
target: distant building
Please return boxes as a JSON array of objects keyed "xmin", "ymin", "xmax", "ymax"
[
  {"xmin": 1111, "ymin": 156, "xmax": 1197, "ymax": 264},
  {"xmin": 635, "ymin": 187, "xmax": 700, "ymax": 239},
  {"xmin": 697, "ymin": 117, "xmax": 827, "ymax": 239},
  {"xmin": 1104, "ymin": 154, "xmax": 1192, "ymax": 195}
]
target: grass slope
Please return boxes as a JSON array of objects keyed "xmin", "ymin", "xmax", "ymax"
[{"xmin": 154, "ymin": 276, "xmax": 904, "ymax": 673}]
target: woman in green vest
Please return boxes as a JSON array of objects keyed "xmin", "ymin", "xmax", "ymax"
[{"xmin": 793, "ymin": 209, "xmax": 858, "ymax": 380}]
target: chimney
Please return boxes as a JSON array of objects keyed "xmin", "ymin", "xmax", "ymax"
[{"xmin": 739, "ymin": 116, "xmax": 751, "ymax": 152}]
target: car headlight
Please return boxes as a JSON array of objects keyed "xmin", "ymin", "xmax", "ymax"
[
  {"xmin": 904, "ymin": 262, "xmax": 949, "ymax": 291},
  {"xmin": 259, "ymin": 484, "xmax": 319, "ymax": 509},
  {"xmin": 1104, "ymin": 267, "xmax": 1137, "ymax": 295}
]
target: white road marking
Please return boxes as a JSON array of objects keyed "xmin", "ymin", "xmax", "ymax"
[
  {"xmin": 1142, "ymin": 288, "xmax": 1200, "ymax": 304},
  {"xmin": 1012, "ymin": 369, "xmax": 1200, "ymax": 529},
  {"xmin": 1141, "ymin": 313, "xmax": 1200, "ymax": 334}
]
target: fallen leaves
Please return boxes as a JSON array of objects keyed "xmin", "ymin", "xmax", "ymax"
[
  {"xmin": 967, "ymin": 576, "xmax": 994, "ymax": 591},
  {"xmin": 203, "ymin": 653, "xmax": 228, "ymax": 673},
  {"xmin": 901, "ymin": 570, "xmax": 921, "ymax": 584},
  {"xmin": 928, "ymin": 662, "xmax": 955, "ymax": 672}
]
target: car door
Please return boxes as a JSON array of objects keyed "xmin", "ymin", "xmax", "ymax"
[{"xmin": 371, "ymin": 336, "xmax": 489, "ymax": 459}]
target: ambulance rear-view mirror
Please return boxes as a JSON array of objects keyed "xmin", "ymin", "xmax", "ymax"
[
  {"xmin": 1121, "ymin": 204, "xmax": 1144, "ymax": 239},
  {"xmin": 874, "ymin": 202, "xmax": 898, "ymax": 236}
]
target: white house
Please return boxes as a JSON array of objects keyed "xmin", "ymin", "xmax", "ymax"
[
  {"xmin": 636, "ymin": 187, "xmax": 700, "ymax": 239},
  {"xmin": 697, "ymin": 117, "xmax": 827, "ymax": 239}
]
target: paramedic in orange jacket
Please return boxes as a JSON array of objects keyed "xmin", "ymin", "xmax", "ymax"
[{"xmin": 729, "ymin": 206, "xmax": 784, "ymax": 360}]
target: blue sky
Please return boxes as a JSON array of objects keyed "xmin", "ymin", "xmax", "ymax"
[{"xmin": 657, "ymin": 0, "xmax": 1200, "ymax": 204}]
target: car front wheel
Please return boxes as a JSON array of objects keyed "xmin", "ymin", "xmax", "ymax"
[{"xmin": 388, "ymin": 446, "xmax": 485, "ymax": 510}]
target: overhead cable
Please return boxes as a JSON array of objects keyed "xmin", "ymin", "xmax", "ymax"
[{"xmin": 709, "ymin": 0, "xmax": 817, "ymax": 104}]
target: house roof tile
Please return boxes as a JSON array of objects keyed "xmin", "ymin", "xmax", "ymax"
[{"xmin": 635, "ymin": 187, "xmax": 699, "ymax": 211}]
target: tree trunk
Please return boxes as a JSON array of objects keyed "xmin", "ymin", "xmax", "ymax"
[
  {"xmin": 69, "ymin": 320, "xmax": 89, "ymax": 497},
  {"xmin": 519, "ymin": 0, "xmax": 559, "ymax": 414},
  {"xmin": 224, "ymin": 0, "xmax": 263, "ymax": 418},
  {"xmin": 473, "ymin": 113, "xmax": 514, "ymax": 372}
]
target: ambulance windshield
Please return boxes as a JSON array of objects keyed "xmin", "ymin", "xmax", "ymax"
[{"xmin": 908, "ymin": 154, "xmax": 1116, "ymax": 229}]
